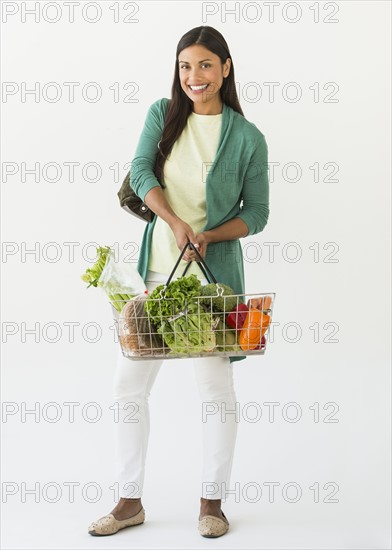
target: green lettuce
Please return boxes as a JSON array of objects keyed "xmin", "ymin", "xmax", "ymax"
[
  {"xmin": 145, "ymin": 274, "xmax": 202, "ymax": 323},
  {"xmin": 158, "ymin": 307, "xmax": 216, "ymax": 355},
  {"xmin": 145, "ymin": 275, "xmax": 217, "ymax": 354}
]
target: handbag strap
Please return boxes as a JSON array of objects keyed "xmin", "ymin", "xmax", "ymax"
[{"xmin": 165, "ymin": 241, "xmax": 218, "ymax": 287}]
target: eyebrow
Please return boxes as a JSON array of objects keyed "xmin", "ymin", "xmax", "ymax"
[{"xmin": 178, "ymin": 58, "xmax": 213, "ymax": 64}]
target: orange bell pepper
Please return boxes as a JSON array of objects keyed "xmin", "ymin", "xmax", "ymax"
[{"xmin": 239, "ymin": 307, "xmax": 271, "ymax": 351}]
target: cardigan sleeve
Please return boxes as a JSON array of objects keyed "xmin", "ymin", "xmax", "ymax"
[
  {"xmin": 130, "ymin": 99, "xmax": 165, "ymax": 203},
  {"xmin": 237, "ymin": 132, "xmax": 269, "ymax": 236}
]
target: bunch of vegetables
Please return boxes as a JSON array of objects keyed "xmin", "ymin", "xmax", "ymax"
[
  {"xmin": 198, "ymin": 283, "xmax": 241, "ymax": 352},
  {"xmin": 199, "ymin": 284, "xmax": 272, "ymax": 352},
  {"xmin": 144, "ymin": 274, "xmax": 272, "ymax": 355},
  {"xmin": 145, "ymin": 275, "xmax": 216, "ymax": 354},
  {"xmin": 80, "ymin": 245, "xmax": 135, "ymax": 313},
  {"xmin": 226, "ymin": 296, "xmax": 272, "ymax": 351}
]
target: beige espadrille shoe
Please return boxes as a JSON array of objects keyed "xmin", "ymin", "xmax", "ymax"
[
  {"xmin": 88, "ymin": 507, "xmax": 145, "ymax": 536},
  {"xmin": 198, "ymin": 510, "xmax": 229, "ymax": 538}
]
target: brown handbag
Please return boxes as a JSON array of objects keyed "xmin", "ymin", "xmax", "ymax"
[
  {"xmin": 118, "ymin": 101, "xmax": 169, "ymax": 223},
  {"xmin": 117, "ymin": 170, "xmax": 161, "ymax": 223}
]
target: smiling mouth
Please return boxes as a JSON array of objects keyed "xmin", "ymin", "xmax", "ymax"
[{"xmin": 188, "ymin": 84, "xmax": 209, "ymax": 91}]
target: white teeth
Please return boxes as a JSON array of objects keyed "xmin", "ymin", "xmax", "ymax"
[{"xmin": 189, "ymin": 84, "xmax": 208, "ymax": 91}]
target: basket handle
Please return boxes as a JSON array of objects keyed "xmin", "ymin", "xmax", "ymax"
[{"xmin": 165, "ymin": 240, "xmax": 218, "ymax": 287}]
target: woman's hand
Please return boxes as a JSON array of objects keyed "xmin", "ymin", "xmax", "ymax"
[
  {"xmin": 182, "ymin": 232, "xmax": 208, "ymax": 262},
  {"xmin": 192, "ymin": 232, "xmax": 208, "ymax": 260},
  {"xmin": 170, "ymin": 219, "xmax": 198, "ymax": 261}
]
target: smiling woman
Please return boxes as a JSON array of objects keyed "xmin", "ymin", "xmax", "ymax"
[{"xmin": 88, "ymin": 25, "xmax": 270, "ymax": 541}]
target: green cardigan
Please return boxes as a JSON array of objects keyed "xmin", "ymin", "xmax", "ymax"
[{"xmin": 130, "ymin": 98, "xmax": 269, "ymax": 363}]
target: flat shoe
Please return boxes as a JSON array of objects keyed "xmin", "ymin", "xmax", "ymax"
[
  {"xmin": 198, "ymin": 510, "xmax": 229, "ymax": 538},
  {"xmin": 88, "ymin": 507, "xmax": 145, "ymax": 536}
]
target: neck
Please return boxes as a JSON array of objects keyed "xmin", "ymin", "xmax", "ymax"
[{"xmin": 192, "ymin": 97, "xmax": 223, "ymax": 115}]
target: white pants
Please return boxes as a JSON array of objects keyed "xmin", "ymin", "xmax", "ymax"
[{"xmin": 112, "ymin": 271, "xmax": 238, "ymax": 500}]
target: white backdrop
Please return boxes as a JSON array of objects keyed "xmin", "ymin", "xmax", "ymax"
[{"xmin": 1, "ymin": 1, "xmax": 391, "ymax": 549}]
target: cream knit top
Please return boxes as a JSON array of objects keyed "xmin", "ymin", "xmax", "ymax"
[{"xmin": 148, "ymin": 110, "xmax": 222, "ymax": 280}]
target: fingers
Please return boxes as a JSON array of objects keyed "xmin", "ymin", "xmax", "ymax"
[
  {"xmin": 182, "ymin": 242, "xmax": 200, "ymax": 262},
  {"xmin": 187, "ymin": 245, "xmax": 205, "ymax": 262},
  {"xmin": 183, "ymin": 250, "xmax": 197, "ymax": 262},
  {"xmin": 182, "ymin": 245, "xmax": 193, "ymax": 261},
  {"xmin": 175, "ymin": 223, "xmax": 198, "ymax": 261}
]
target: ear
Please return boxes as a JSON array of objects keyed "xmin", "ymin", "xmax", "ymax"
[{"xmin": 223, "ymin": 57, "xmax": 231, "ymax": 78}]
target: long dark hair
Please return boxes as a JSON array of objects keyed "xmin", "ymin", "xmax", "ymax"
[{"xmin": 155, "ymin": 25, "xmax": 244, "ymax": 186}]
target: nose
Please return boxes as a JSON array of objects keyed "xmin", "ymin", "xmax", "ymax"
[{"xmin": 187, "ymin": 67, "xmax": 203, "ymax": 81}]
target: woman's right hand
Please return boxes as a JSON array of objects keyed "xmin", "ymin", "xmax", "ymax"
[{"xmin": 170, "ymin": 219, "xmax": 198, "ymax": 262}]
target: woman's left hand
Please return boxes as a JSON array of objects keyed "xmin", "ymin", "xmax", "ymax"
[{"xmin": 187, "ymin": 232, "xmax": 208, "ymax": 262}]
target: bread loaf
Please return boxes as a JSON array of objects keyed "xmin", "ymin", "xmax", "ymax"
[{"xmin": 118, "ymin": 294, "xmax": 168, "ymax": 356}]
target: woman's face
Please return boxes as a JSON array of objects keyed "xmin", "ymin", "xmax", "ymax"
[{"xmin": 178, "ymin": 44, "xmax": 231, "ymax": 109}]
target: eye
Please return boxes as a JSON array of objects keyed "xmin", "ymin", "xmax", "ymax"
[{"xmin": 179, "ymin": 63, "xmax": 211, "ymax": 70}]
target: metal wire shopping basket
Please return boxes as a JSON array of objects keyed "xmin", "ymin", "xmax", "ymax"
[{"xmin": 110, "ymin": 242, "xmax": 276, "ymax": 360}]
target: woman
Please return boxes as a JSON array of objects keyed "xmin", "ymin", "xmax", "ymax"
[{"xmin": 88, "ymin": 25, "xmax": 269, "ymax": 539}]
